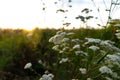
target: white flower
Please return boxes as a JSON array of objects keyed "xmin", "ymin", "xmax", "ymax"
[
  {"xmin": 39, "ymin": 73, "xmax": 54, "ymax": 80},
  {"xmin": 49, "ymin": 37, "xmax": 54, "ymax": 43},
  {"xmin": 75, "ymin": 51, "xmax": 81, "ymax": 55},
  {"xmin": 24, "ymin": 62, "xmax": 32, "ymax": 69},
  {"xmin": 87, "ymin": 78, "xmax": 92, "ymax": 80},
  {"xmin": 99, "ymin": 66, "xmax": 113, "ymax": 74},
  {"xmin": 100, "ymin": 41, "xmax": 120, "ymax": 52},
  {"xmin": 62, "ymin": 47, "xmax": 69, "ymax": 51},
  {"xmin": 59, "ymin": 58, "xmax": 68, "ymax": 64},
  {"xmin": 52, "ymin": 45, "xmax": 59, "ymax": 51},
  {"xmin": 89, "ymin": 45, "xmax": 100, "ymax": 51},
  {"xmin": 107, "ymin": 54, "xmax": 120, "ymax": 61},
  {"xmin": 49, "ymin": 33, "xmax": 64, "ymax": 44},
  {"xmin": 79, "ymin": 68, "xmax": 86, "ymax": 74},
  {"xmin": 48, "ymin": 73, "xmax": 54, "ymax": 78},
  {"xmin": 85, "ymin": 38, "xmax": 101, "ymax": 43},
  {"xmin": 62, "ymin": 38, "xmax": 69, "ymax": 42},
  {"xmin": 67, "ymin": 32, "xmax": 75, "ymax": 35},
  {"xmin": 53, "ymin": 35, "xmax": 63, "ymax": 44},
  {"xmin": 72, "ymin": 39, "xmax": 80, "ymax": 43},
  {"xmin": 38, "ymin": 60, "xmax": 43, "ymax": 64},
  {"xmin": 73, "ymin": 45, "xmax": 80, "ymax": 49}
]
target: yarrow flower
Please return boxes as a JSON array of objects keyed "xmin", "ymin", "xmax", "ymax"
[
  {"xmin": 89, "ymin": 45, "xmax": 100, "ymax": 51},
  {"xmin": 87, "ymin": 78, "xmax": 92, "ymax": 80},
  {"xmin": 39, "ymin": 73, "xmax": 54, "ymax": 80},
  {"xmin": 59, "ymin": 58, "xmax": 68, "ymax": 64},
  {"xmin": 99, "ymin": 66, "xmax": 113, "ymax": 74},
  {"xmin": 73, "ymin": 44, "xmax": 80, "ymax": 49},
  {"xmin": 24, "ymin": 62, "xmax": 32, "ymax": 69},
  {"xmin": 107, "ymin": 54, "xmax": 120, "ymax": 61},
  {"xmin": 79, "ymin": 68, "xmax": 86, "ymax": 74},
  {"xmin": 75, "ymin": 51, "xmax": 81, "ymax": 55},
  {"xmin": 62, "ymin": 38, "xmax": 69, "ymax": 42},
  {"xmin": 85, "ymin": 38, "xmax": 101, "ymax": 44}
]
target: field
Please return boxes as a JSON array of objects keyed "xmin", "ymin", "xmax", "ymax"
[{"xmin": 0, "ymin": 25, "xmax": 120, "ymax": 80}]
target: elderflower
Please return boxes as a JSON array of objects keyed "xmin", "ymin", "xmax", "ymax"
[
  {"xmin": 24, "ymin": 62, "xmax": 32, "ymax": 69},
  {"xmin": 99, "ymin": 66, "xmax": 113, "ymax": 74}
]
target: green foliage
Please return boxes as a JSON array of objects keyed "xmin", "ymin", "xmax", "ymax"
[{"xmin": 0, "ymin": 27, "xmax": 120, "ymax": 79}]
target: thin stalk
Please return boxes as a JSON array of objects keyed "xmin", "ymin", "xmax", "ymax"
[
  {"xmin": 91, "ymin": 0, "xmax": 104, "ymax": 27},
  {"xmin": 106, "ymin": 0, "xmax": 113, "ymax": 27},
  {"xmin": 97, "ymin": 52, "xmax": 108, "ymax": 64}
]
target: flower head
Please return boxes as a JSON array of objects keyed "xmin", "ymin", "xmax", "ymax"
[
  {"xmin": 89, "ymin": 45, "xmax": 100, "ymax": 51},
  {"xmin": 73, "ymin": 45, "xmax": 80, "ymax": 49},
  {"xmin": 99, "ymin": 66, "xmax": 113, "ymax": 74},
  {"xmin": 24, "ymin": 62, "xmax": 32, "ymax": 69},
  {"xmin": 79, "ymin": 68, "xmax": 86, "ymax": 74}
]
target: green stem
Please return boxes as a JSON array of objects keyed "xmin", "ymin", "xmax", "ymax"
[{"xmin": 97, "ymin": 52, "xmax": 108, "ymax": 64}]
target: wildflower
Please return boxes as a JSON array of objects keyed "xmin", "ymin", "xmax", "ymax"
[
  {"xmin": 87, "ymin": 78, "xmax": 92, "ymax": 80},
  {"xmin": 39, "ymin": 73, "xmax": 54, "ymax": 80},
  {"xmin": 52, "ymin": 45, "xmax": 59, "ymax": 51},
  {"xmin": 49, "ymin": 37, "xmax": 54, "ymax": 43},
  {"xmin": 38, "ymin": 60, "xmax": 43, "ymax": 64},
  {"xmin": 115, "ymin": 33, "xmax": 120, "ymax": 39},
  {"xmin": 89, "ymin": 45, "xmax": 100, "ymax": 51},
  {"xmin": 62, "ymin": 38, "xmax": 69, "ymax": 42},
  {"xmin": 100, "ymin": 41, "xmax": 120, "ymax": 52},
  {"xmin": 85, "ymin": 38, "xmax": 101, "ymax": 43},
  {"xmin": 75, "ymin": 51, "xmax": 81, "ymax": 55},
  {"xmin": 67, "ymin": 32, "xmax": 75, "ymax": 35},
  {"xmin": 59, "ymin": 58, "xmax": 68, "ymax": 64},
  {"xmin": 24, "ymin": 62, "xmax": 32, "ymax": 69},
  {"xmin": 53, "ymin": 35, "xmax": 63, "ymax": 44},
  {"xmin": 79, "ymin": 68, "xmax": 86, "ymax": 74},
  {"xmin": 59, "ymin": 32, "xmax": 66, "ymax": 37},
  {"xmin": 107, "ymin": 54, "xmax": 120, "ymax": 61},
  {"xmin": 99, "ymin": 66, "xmax": 113, "ymax": 74},
  {"xmin": 72, "ymin": 39, "xmax": 80, "ymax": 43},
  {"xmin": 62, "ymin": 47, "xmax": 69, "ymax": 51},
  {"xmin": 73, "ymin": 45, "xmax": 80, "ymax": 49}
]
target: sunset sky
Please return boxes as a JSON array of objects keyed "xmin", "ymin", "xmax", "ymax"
[{"xmin": 0, "ymin": 0, "xmax": 120, "ymax": 30}]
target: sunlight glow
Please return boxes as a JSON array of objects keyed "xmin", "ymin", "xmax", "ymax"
[{"xmin": 0, "ymin": 0, "xmax": 119, "ymax": 30}]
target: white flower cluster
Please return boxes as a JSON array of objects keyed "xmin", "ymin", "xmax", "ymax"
[
  {"xmin": 49, "ymin": 30, "xmax": 120, "ymax": 80},
  {"xmin": 85, "ymin": 38, "xmax": 101, "ymax": 44},
  {"xmin": 79, "ymin": 68, "xmax": 86, "ymax": 74},
  {"xmin": 59, "ymin": 58, "xmax": 68, "ymax": 64},
  {"xmin": 89, "ymin": 45, "xmax": 100, "ymax": 51},
  {"xmin": 39, "ymin": 72, "xmax": 54, "ymax": 80},
  {"xmin": 24, "ymin": 62, "xmax": 32, "ymax": 69},
  {"xmin": 99, "ymin": 66, "xmax": 113, "ymax": 74},
  {"xmin": 85, "ymin": 37, "xmax": 120, "ymax": 52}
]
